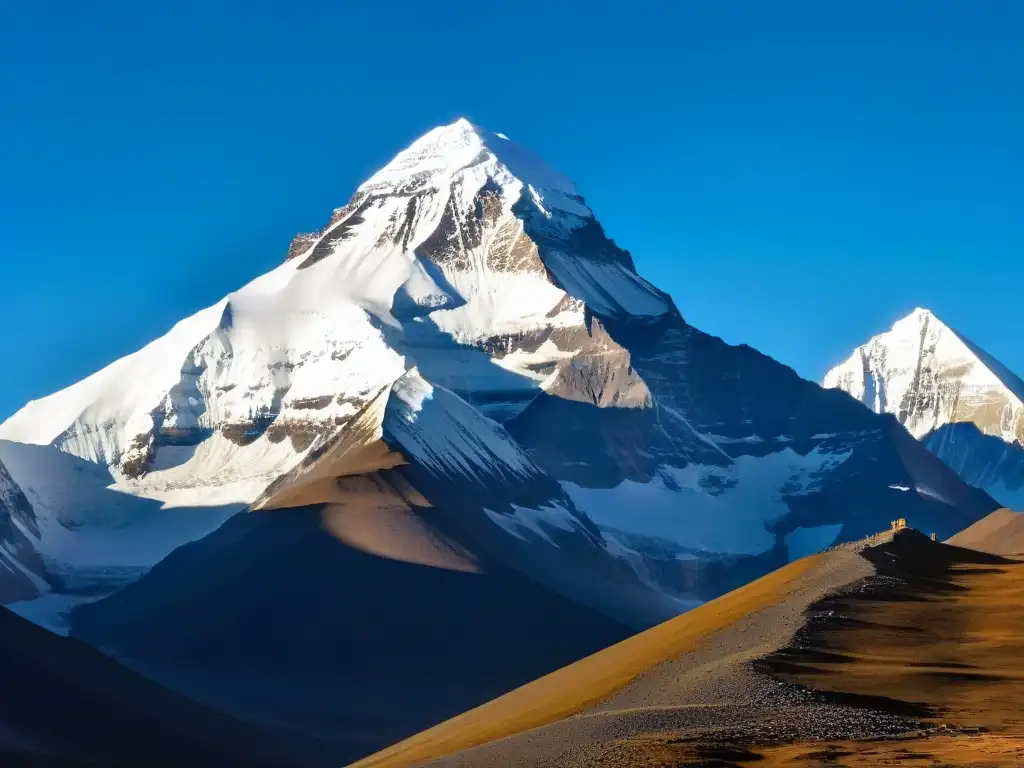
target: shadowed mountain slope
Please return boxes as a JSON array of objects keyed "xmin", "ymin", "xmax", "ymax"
[
  {"xmin": 70, "ymin": 505, "xmax": 634, "ymax": 764},
  {"xmin": 0, "ymin": 604, "xmax": 302, "ymax": 768}
]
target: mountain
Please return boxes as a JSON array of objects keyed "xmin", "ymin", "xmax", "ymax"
[
  {"xmin": 0, "ymin": 120, "xmax": 998, "ymax": 761},
  {"xmin": 824, "ymin": 307, "xmax": 1024, "ymax": 509}
]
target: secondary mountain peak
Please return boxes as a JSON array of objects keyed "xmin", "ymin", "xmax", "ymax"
[
  {"xmin": 825, "ymin": 308, "xmax": 1024, "ymax": 441},
  {"xmin": 825, "ymin": 308, "xmax": 1024, "ymax": 508}
]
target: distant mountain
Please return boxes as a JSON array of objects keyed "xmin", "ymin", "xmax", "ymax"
[
  {"xmin": 825, "ymin": 308, "xmax": 1024, "ymax": 509},
  {"xmin": 0, "ymin": 121, "xmax": 997, "ymax": 761}
]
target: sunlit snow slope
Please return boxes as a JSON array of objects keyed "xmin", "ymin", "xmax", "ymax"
[{"xmin": 825, "ymin": 308, "xmax": 1024, "ymax": 509}]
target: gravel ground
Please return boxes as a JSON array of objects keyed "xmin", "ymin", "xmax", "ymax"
[{"xmin": 424, "ymin": 546, "xmax": 918, "ymax": 767}]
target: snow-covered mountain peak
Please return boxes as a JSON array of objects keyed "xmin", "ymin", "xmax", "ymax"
[
  {"xmin": 826, "ymin": 308, "xmax": 1024, "ymax": 509},
  {"xmin": 825, "ymin": 309, "xmax": 1024, "ymax": 446},
  {"xmin": 283, "ymin": 117, "xmax": 672, "ymax": 340},
  {"xmin": 0, "ymin": 118, "xmax": 675, "ymax": 580},
  {"xmin": 358, "ymin": 118, "xmax": 486, "ymax": 192},
  {"xmin": 893, "ymin": 306, "xmax": 944, "ymax": 332},
  {"xmin": 356, "ymin": 118, "xmax": 591, "ymax": 222}
]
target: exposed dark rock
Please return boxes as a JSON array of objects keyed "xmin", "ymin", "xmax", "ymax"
[
  {"xmin": 0, "ymin": 459, "xmax": 39, "ymax": 538},
  {"xmin": 265, "ymin": 419, "xmax": 324, "ymax": 452},
  {"xmin": 298, "ymin": 196, "xmax": 376, "ymax": 270},
  {"xmin": 158, "ymin": 426, "xmax": 213, "ymax": 446},
  {"xmin": 545, "ymin": 293, "xmax": 583, "ymax": 318},
  {"xmin": 542, "ymin": 318, "xmax": 651, "ymax": 409},
  {"xmin": 415, "ymin": 188, "xmax": 467, "ymax": 268},
  {"xmin": 289, "ymin": 395, "xmax": 334, "ymax": 411},
  {"xmin": 218, "ymin": 423, "xmax": 256, "ymax": 447},
  {"xmin": 120, "ymin": 432, "xmax": 156, "ymax": 480},
  {"xmin": 0, "ymin": 461, "xmax": 47, "ymax": 603},
  {"xmin": 284, "ymin": 231, "xmax": 319, "ymax": 261}
]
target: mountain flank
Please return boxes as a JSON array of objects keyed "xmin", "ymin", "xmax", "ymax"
[{"xmin": 69, "ymin": 506, "xmax": 636, "ymax": 766}]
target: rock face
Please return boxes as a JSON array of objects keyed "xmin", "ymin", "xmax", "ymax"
[
  {"xmin": 0, "ymin": 120, "xmax": 999, "ymax": 762},
  {"xmin": 825, "ymin": 308, "xmax": 1024, "ymax": 509},
  {"xmin": 0, "ymin": 459, "xmax": 48, "ymax": 603}
]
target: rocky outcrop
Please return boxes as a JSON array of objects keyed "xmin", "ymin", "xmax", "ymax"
[
  {"xmin": 284, "ymin": 231, "xmax": 319, "ymax": 261},
  {"xmin": 542, "ymin": 318, "xmax": 651, "ymax": 409}
]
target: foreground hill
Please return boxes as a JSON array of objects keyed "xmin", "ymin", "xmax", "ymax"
[
  {"xmin": 0, "ymin": 120, "xmax": 998, "ymax": 761},
  {"xmin": 825, "ymin": 307, "xmax": 1024, "ymax": 509},
  {"xmin": 356, "ymin": 529, "xmax": 1024, "ymax": 767}
]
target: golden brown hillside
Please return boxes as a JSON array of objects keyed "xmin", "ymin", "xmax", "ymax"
[
  {"xmin": 353, "ymin": 528, "xmax": 1024, "ymax": 768},
  {"xmin": 352, "ymin": 555, "xmax": 825, "ymax": 768}
]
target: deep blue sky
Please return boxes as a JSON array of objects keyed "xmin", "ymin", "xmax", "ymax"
[{"xmin": 2, "ymin": 1, "xmax": 1022, "ymax": 420}]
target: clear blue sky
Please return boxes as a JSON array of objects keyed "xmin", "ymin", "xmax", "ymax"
[{"xmin": 2, "ymin": 1, "xmax": 1022, "ymax": 421}]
